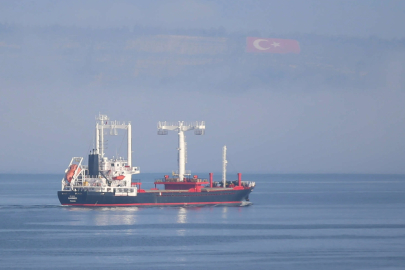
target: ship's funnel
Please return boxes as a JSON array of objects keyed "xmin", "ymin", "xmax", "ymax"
[{"xmin": 88, "ymin": 151, "xmax": 99, "ymax": 177}]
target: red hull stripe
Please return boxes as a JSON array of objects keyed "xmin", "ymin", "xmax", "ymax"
[{"xmin": 62, "ymin": 201, "xmax": 241, "ymax": 206}]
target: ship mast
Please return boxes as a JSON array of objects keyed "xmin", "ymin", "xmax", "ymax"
[
  {"xmin": 222, "ymin": 145, "xmax": 227, "ymax": 188},
  {"xmin": 95, "ymin": 114, "xmax": 132, "ymax": 166},
  {"xmin": 158, "ymin": 121, "xmax": 205, "ymax": 181}
]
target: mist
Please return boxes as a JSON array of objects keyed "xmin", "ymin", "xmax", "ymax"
[{"xmin": 1, "ymin": 0, "xmax": 405, "ymax": 174}]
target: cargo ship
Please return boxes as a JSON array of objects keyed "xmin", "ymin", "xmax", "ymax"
[{"xmin": 57, "ymin": 115, "xmax": 255, "ymax": 206}]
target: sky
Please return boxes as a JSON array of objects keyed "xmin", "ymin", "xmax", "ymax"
[
  {"xmin": 1, "ymin": 0, "xmax": 405, "ymax": 39},
  {"xmin": 0, "ymin": 0, "xmax": 405, "ymax": 174}
]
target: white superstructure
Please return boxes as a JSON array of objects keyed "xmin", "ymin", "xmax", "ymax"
[
  {"xmin": 61, "ymin": 114, "xmax": 140, "ymax": 196},
  {"xmin": 157, "ymin": 121, "xmax": 205, "ymax": 181}
]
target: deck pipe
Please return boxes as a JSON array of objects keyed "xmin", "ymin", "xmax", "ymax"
[
  {"xmin": 238, "ymin": 173, "xmax": 242, "ymax": 186},
  {"xmin": 209, "ymin": 173, "xmax": 213, "ymax": 188}
]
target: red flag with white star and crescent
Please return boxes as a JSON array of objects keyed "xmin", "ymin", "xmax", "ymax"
[{"xmin": 246, "ymin": 37, "xmax": 300, "ymax": 54}]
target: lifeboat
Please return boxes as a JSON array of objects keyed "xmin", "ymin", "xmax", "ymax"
[
  {"xmin": 65, "ymin": 164, "xmax": 81, "ymax": 183},
  {"xmin": 113, "ymin": 175, "xmax": 125, "ymax": 180}
]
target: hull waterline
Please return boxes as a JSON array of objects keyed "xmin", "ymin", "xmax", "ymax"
[{"xmin": 58, "ymin": 188, "xmax": 252, "ymax": 207}]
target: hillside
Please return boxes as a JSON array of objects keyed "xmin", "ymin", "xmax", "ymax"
[{"xmin": 1, "ymin": 24, "xmax": 404, "ymax": 90}]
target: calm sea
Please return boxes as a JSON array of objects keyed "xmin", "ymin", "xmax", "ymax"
[{"xmin": 0, "ymin": 173, "xmax": 404, "ymax": 270}]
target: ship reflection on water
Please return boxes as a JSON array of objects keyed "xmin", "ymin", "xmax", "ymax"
[
  {"xmin": 65, "ymin": 206, "xmax": 140, "ymax": 226},
  {"xmin": 177, "ymin": 207, "xmax": 187, "ymax": 224},
  {"xmin": 176, "ymin": 208, "xmax": 187, "ymax": 236},
  {"xmin": 62, "ymin": 205, "xmax": 234, "ymax": 229},
  {"xmin": 93, "ymin": 207, "xmax": 139, "ymax": 226},
  {"xmin": 222, "ymin": 206, "xmax": 228, "ymax": 220}
]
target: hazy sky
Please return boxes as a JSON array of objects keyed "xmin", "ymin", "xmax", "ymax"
[
  {"xmin": 1, "ymin": 0, "xmax": 405, "ymax": 175},
  {"xmin": 1, "ymin": 0, "xmax": 405, "ymax": 39}
]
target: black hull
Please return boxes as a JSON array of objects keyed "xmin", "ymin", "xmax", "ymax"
[{"xmin": 58, "ymin": 188, "xmax": 252, "ymax": 207}]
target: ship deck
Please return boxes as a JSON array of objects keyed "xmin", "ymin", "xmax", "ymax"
[{"xmin": 142, "ymin": 187, "xmax": 237, "ymax": 193}]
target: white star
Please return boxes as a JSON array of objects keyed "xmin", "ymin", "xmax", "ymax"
[{"xmin": 271, "ymin": 42, "xmax": 281, "ymax": 47}]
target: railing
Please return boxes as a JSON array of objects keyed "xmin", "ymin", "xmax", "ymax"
[
  {"xmin": 114, "ymin": 188, "xmax": 136, "ymax": 193},
  {"xmin": 73, "ymin": 187, "xmax": 104, "ymax": 192},
  {"xmin": 158, "ymin": 121, "xmax": 205, "ymax": 128},
  {"xmin": 171, "ymin": 170, "xmax": 191, "ymax": 176},
  {"xmin": 155, "ymin": 178, "xmax": 208, "ymax": 183}
]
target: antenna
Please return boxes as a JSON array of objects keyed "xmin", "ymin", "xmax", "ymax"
[{"xmin": 157, "ymin": 121, "xmax": 205, "ymax": 181}]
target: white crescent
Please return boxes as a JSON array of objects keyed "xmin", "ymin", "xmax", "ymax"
[{"xmin": 253, "ymin": 39, "xmax": 271, "ymax": 50}]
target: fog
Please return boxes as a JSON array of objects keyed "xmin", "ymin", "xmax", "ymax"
[{"xmin": 1, "ymin": 1, "xmax": 405, "ymax": 174}]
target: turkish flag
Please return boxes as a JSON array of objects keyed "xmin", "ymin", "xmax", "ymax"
[{"xmin": 246, "ymin": 37, "xmax": 300, "ymax": 54}]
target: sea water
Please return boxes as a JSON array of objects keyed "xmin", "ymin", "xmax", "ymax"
[{"xmin": 0, "ymin": 173, "xmax": 404, "ymax": 270}]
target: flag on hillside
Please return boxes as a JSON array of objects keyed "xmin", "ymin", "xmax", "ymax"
[{"xmin": 246, "ymin": 37, "xmax": 300, "ymax": 54}]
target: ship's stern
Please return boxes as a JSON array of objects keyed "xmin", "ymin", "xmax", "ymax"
[{"xmin": 58, "ymin": 190, "xmax": 87, "ymax": 205}]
